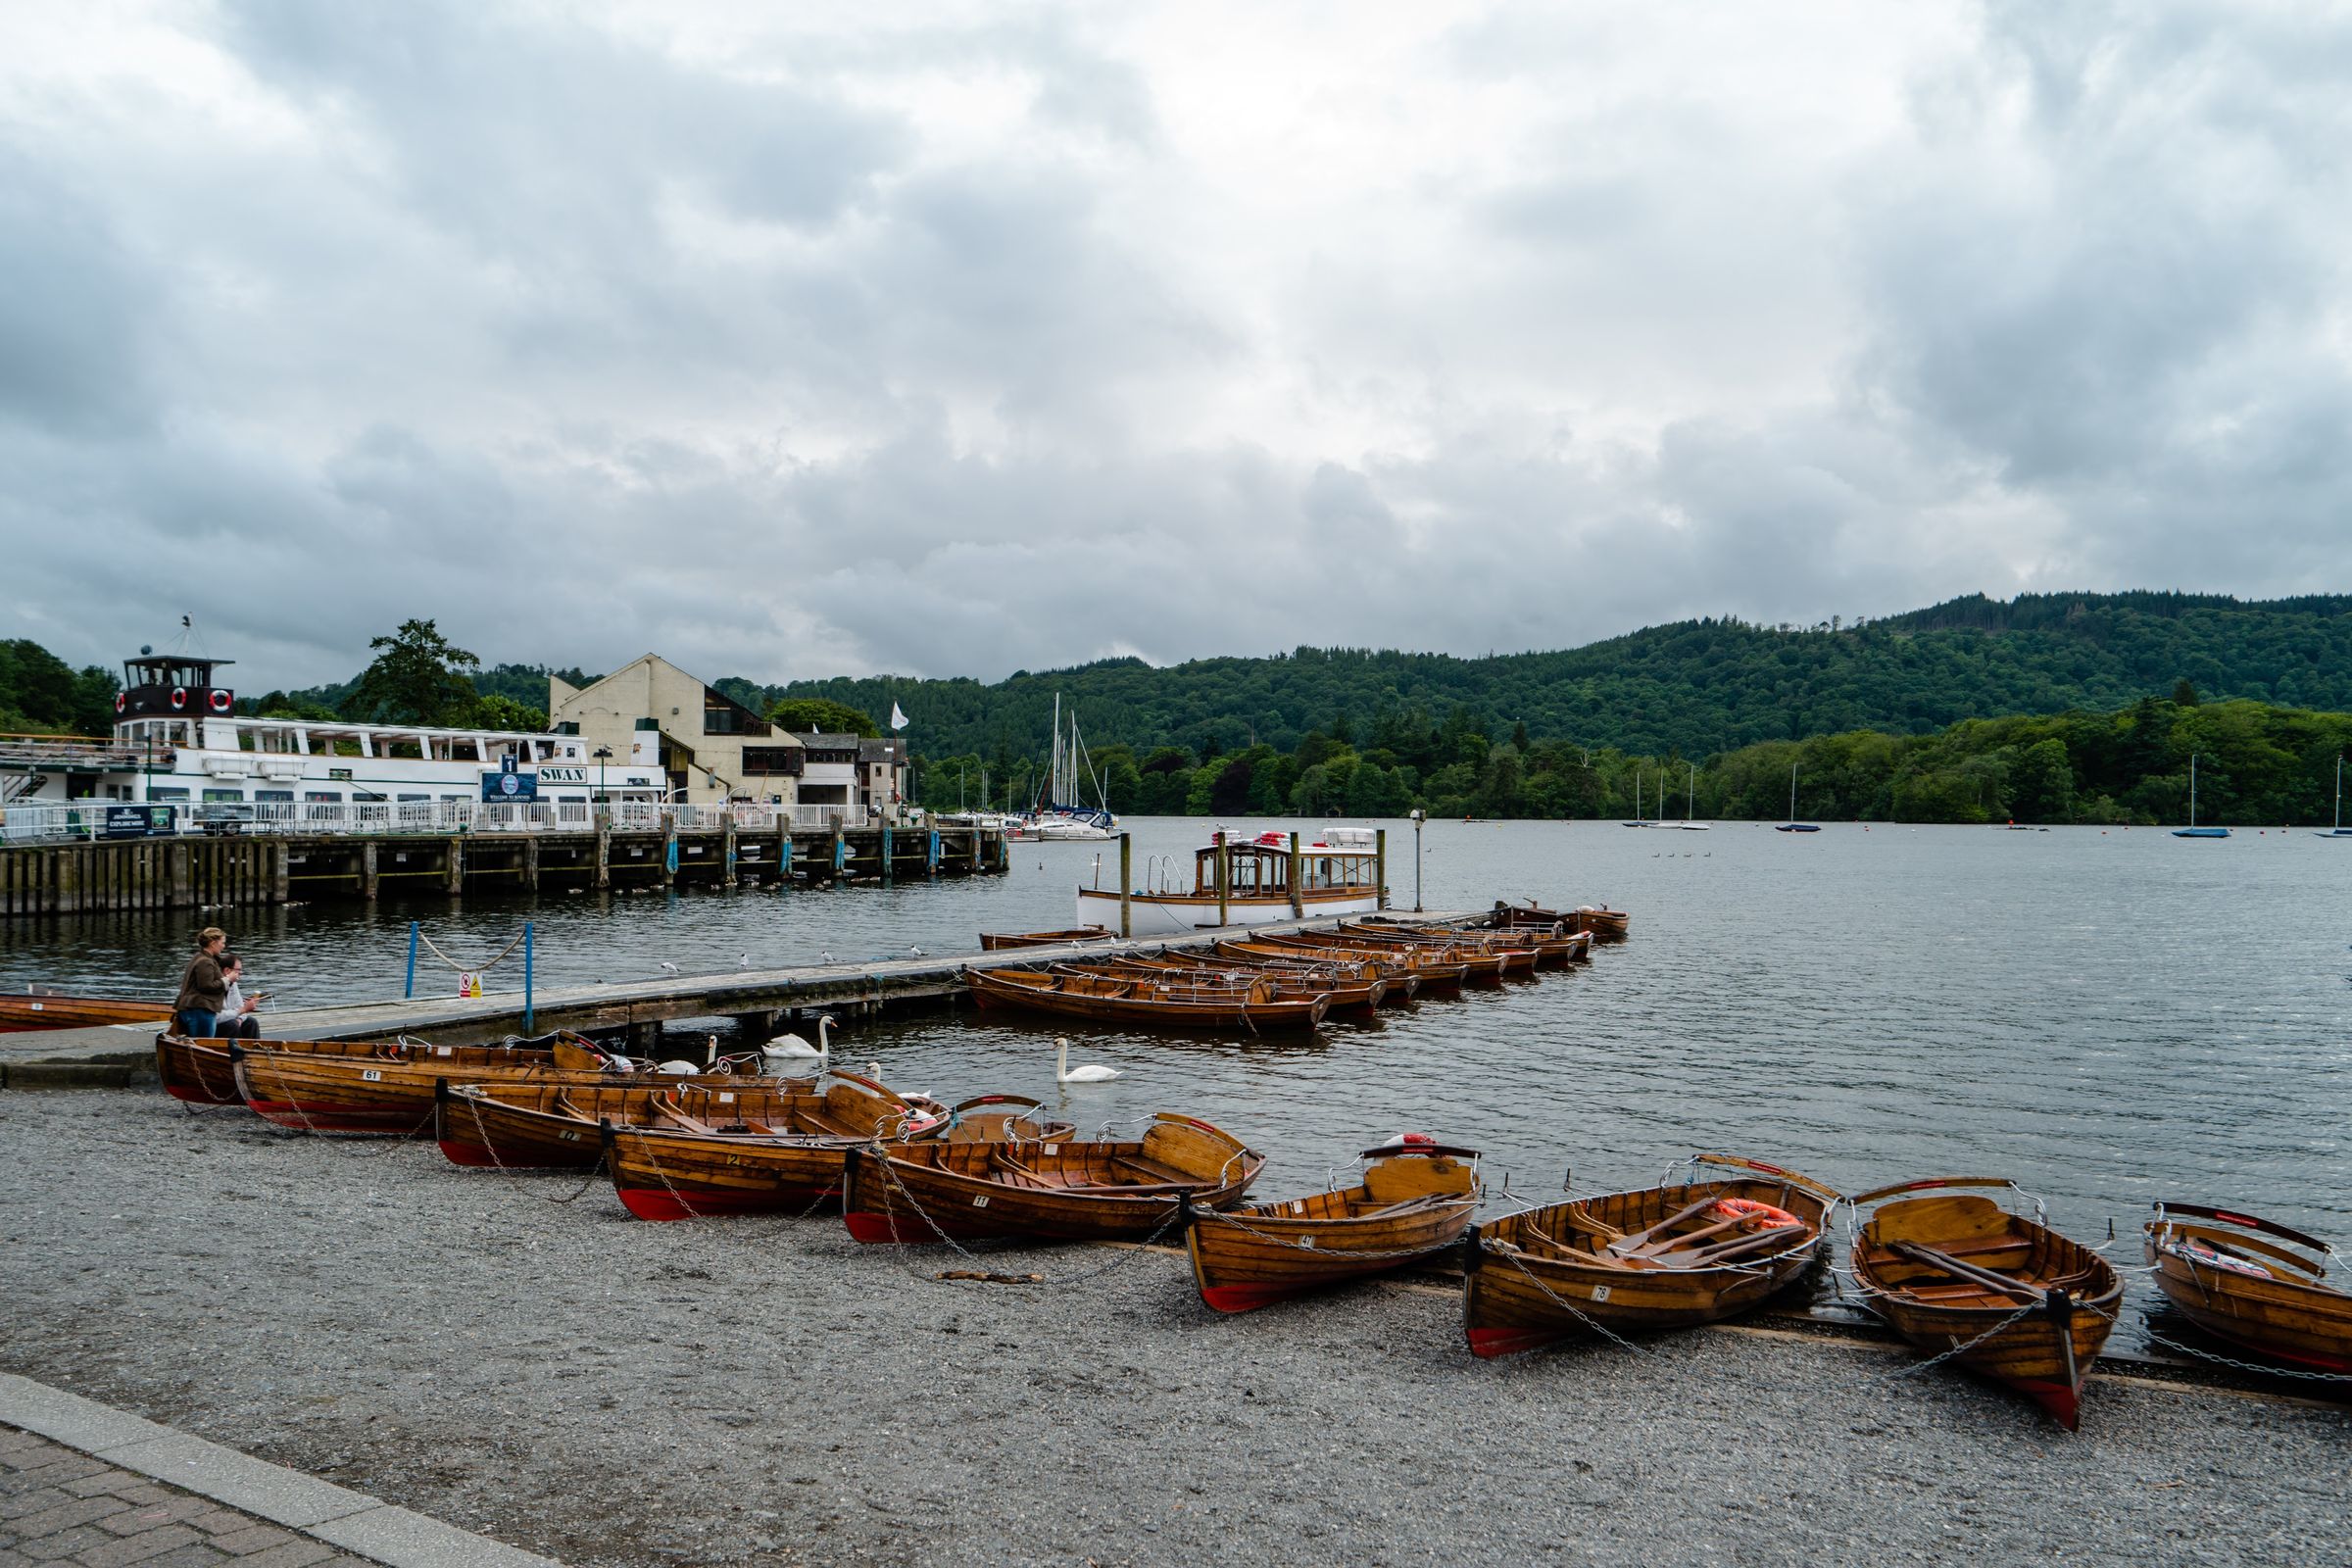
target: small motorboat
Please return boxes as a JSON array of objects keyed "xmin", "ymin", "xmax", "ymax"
[
  {"xmin": 843, "ymin": 1112, "xmax": 1263, "ymax": 1244},
  {"xmin": 1463, "ymin": 1154, "xmax": 1839, "ymax": 1357},
  {"xmin": 2144, "ymin": 1202, "xmax": 2352, "ymax": 1375},
  {"xmin": 1849, "ymin": 1177, "xmax": 2122, "ymax": 1429},
  {"xmin": 1189, "ymin": 1135, "xmax": 1480, "ymax": 1312},
  {"xmin": 977, "ymin": 926, "xmax": 1116, "ymax": 951}
]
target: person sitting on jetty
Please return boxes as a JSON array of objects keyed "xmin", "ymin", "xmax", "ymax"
[
  {"xmin": 172, "ymin": 926, "xmax": 228, "ymax": 1039},
  {"xmin": 214, "ymin": 954, "xmax": 263, "ymax": 1040}
]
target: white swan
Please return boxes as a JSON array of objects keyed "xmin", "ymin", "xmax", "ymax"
[
  {"xmin": 762, "ymin": 1014, "xmax": 835, "ymax": 1070},
  {"xmin": 1056, "ymin": 1036, "xmax": 1119, "ymax": 1084},
  {"xmin": 656, "ymin": 1058, "xmax": 701, "ymax": 1074}
]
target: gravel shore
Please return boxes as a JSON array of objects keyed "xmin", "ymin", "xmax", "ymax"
[{"xmin": 1, "ymin": 1092, "xmax": 2344, "ymax": 1567}]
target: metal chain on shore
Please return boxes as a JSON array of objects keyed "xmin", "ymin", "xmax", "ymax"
[
  {"xmin": 1876, "ymin": 1298, "xmax": 2046, "ymax": 1381},
  {"xmin": 2140, "ymin": 1328, "xmax": 2352, "ymax": 1385},
  {"xmin": 1489, "ymin": 1244, "xmax": 1656, "ymax": 1356}
]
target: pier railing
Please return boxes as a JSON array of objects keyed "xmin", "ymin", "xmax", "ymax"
[{"xmin": 1, "ymin": 799, "xmax": 911, "ymax": 847}]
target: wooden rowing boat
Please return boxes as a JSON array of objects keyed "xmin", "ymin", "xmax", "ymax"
[
  {"xmin": 155, "ymin": 1031, "xmax": 245, "ymax": 1104},
  {"xmin": 599, "ymin": 1079, "xmax": 1074, "ymax": 1221},
  {"xmin": 2144, "ymin": 1202, "xmax": 2352, "ymax": 1375},
  {"xmin": 1053, "ymin": 957, "xmax": 1387, "ymax": 1016},
  {"xmin": 223, "ymin": 1032, "xmax": 656, "ymax": 1134},
  {"xmin": 1464, "ymin": 1154, "xmax": 1839, "ymax": 1357},
  {"xmin": 1189, "ymin": 1135, "xmax": 1480, "ymax": 1312},
  {"xmin": 1364, "ymin": 917, "xmax": 1590, "ymax": 967},
  {"xmin": 978, "ymin": 926, "xmax": 1116, "ymax": 951},
  {"xmin": 1115, "ymin": 952, "xmax": 1393, "ymax": 1014},
  {"xmin": 442, "ymin": 1077, "xmax": 1064, "ymax": 1176},
  {"xmin": 1572, "ymin": 906, "xmax": 1630, "ymax": 940},
  {"xmin": 435, "ymin": 1077, "xmax": 814, "ymax": 1168},
  {"xmin": 3, "ymin": 990, "xmax": 173, "ymax": 1033},
  {"xmin": 843, "ymin": 1112, "xmax": 1264, "ymax": 1244},
  {"xmin": 962, "ymin": 964, "xmax": 1330, "ymax": 1030},
  {"xmin": 1850, "ymin": 1177, "xmax": 2123, "ymax": 1429},
  {"xmin": 165, "ymin": 1029, "xmax": 632, "ymax": 1110},
  {"xmin": 1209, "ymin": 941, "xmax": 1424, "ymax": 1003},
  {"xmin": 1235, "ymin": 934, "xmax": 1471, "ymax": 993},
  {"xmin": 1273, "ymin": 929, "xmax": 1509, "ymax": 983},
  {"xmin": 1332, "ymin": 922, "xmax": 1539, "ymax": 976}
]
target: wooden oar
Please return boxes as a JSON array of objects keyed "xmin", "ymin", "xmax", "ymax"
[
  {"xmin": 1888, "ymin": 1241, "xmax": 2045, "ymax": 1304},
  {"xmin": 1650, "ymin": 1223, "xmax": 1810, "ymax": 1270},
  {"xmin": 1627, "ymin": 1213, "xmax": 1747, "ymax": 1259},
  {"xmin": 1604, "ymin": 1196, "xmax": 1719, "ymax": 1257}
]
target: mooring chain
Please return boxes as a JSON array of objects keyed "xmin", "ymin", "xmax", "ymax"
[
  {"xmin": 1878, "ymin": 1298, "xmax": 2046, "ymax": 1382},
  {"xmin": 1489, "ymin": 1244, "xmax": 1656, "ymax": 1357},
  {"xmin": 2139, "ymin": 1328, "xmax": 2352, "ymax": 1385}
]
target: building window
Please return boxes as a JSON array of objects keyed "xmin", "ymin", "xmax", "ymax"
[{"xmin": 741, "ymin": 747, "xmax": 805, "ymax": 776}]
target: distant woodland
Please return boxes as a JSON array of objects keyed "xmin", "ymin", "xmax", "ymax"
[{"xmin": 10, "ymin": 591, "xmax": 2351, "ymax": 824}]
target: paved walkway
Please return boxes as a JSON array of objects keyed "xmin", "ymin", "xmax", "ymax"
[{"xmin": 0, "ymin": 1376, "xmax": 559, "ymax": 1568}]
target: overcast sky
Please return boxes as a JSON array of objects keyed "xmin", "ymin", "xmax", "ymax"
[{"xmin": 2, "ymin": 1, "xmax": 2345, "ymax": 690}]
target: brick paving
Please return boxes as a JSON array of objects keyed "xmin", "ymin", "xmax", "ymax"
[{"xmin": 0, "ymin": 1426, "xmax": 368, "ymax": 1568}]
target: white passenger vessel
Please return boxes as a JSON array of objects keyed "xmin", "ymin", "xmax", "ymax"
[
  {"xmin": 4, "ymin": 649, "xmax": 665, "ymax": 828},
  {"xmin": 1073, "ymin": 827, "xmax": 1383, "ymax": 936}
]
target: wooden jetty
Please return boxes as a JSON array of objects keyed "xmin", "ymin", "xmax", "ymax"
[
  {"xmin": 0, "ymin": 910, "xmax": 1483, "ymax": 1065},
  {"xmin": 0, "ymin": 817, "xmax": 1006, "ymax": 919}
]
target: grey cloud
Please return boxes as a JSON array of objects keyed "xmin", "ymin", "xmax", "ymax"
[{"xmin": 3, "ymin": 2, "xmax": 2348, "ymax": 695}]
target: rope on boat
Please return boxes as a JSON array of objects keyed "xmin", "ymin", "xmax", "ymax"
[{"xmin": 857, "ymin": 1138, "xmax": 1189, "ymax": 1287}]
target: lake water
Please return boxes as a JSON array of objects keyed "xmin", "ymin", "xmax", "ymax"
[{"xmin": 7, "ymin": 815, "xmax": 2347, "ymax": 1351}]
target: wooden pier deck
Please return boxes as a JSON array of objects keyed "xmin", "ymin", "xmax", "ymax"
[{"xmin": 0, "ymin": 911, "xmax": 1478, "ymax": 1071}]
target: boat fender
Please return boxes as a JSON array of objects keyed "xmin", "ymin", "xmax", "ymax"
[{"xmin": 1706, "ymin": 1198, "xmax": 1798, "ymax": 1231}]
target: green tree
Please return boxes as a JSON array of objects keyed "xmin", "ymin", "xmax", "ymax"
[
  {"xmin": 766, "ymin": 697, "xmax": 881, "ymax": 737},
  {"xmin": 342, "ymin": 620, "xmax": 481, "ymax": 726},
  {"xmin": 2007, "ymin": 738, "xmax": 2075, "ymax": 822},
  {"xmin": 471, "ymin": 693, "xmax": 550, "ymax": 733},
  {"xmin": 2173, "ymin": 678, "xmax": 2201, "ymax": 707}
]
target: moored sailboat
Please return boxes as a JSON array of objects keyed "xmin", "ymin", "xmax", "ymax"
[{"xmin": 2173, "ymin": 754, "xmax": 2230, "ymax": 838}]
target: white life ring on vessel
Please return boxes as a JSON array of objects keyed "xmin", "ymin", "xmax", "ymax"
[
  {"xmin": 115, "ymin": 693, "xmax": 127, "ymax": 714},
  {"xmin": 206, "ymin": 690, "xmax": 232, "ymax": 714},
  {"xmin": 169, "ymin": 687, "xmax": 189, "ymax": 710}
]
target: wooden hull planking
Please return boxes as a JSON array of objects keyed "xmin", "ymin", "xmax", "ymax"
[
  {"xmin": 1, "ymin": 993, "xmax": 173, "ymax": 1033},
  {"xmin": 845, "ymin": 1115, "xmax": 1264, "ymax": 1245},
  {"xmin": 963, "ymin": 966, "xmax": 1330, "ymax": 1030},
  {"xmin": 1463, "ymin": 1171, "xmax": 1835, "ymax": 1357},
  {"xmin": 2144, "ymin": 1206, "xmax": 2352, "ymax": 1376},
  {"xmin": 1190, "ymin": 1151, "xmax": 1478, "ymax": 1312},
  {"xmin": 155, "ymin": 1032, "xmax": 243, "ymax": 1105},
  {"xmin": 1853, "ymin": 1189, "xmax": 2123, "ymax": 1429}
]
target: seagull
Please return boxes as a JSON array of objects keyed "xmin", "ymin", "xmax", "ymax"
[
  {"xmin": 907, "ymin": 945, "xmax": 926, "ymax": 957},
  {"xmin": 658, "ymin": 961, "xmax": 680, "ymax": 977},
  {"xmin": 820, "ymin": 950, "xmax": 836, "ymax": 963},
  {"xmin": 1055, "ymin": 1036, "xmax": 1119, "ymax": 1084},
  {"xmin": 738, "ymin": 953, "xmax": 751, "ymax": 969}
]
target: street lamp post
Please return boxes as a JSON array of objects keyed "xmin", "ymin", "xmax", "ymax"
[
  {"xmin": 592, "ymin": 746, "xmax": 612, "ymax": 825},
  {"xmin": 1410, "ymin": 808, "xmax": 1425, "ymax": 912}
]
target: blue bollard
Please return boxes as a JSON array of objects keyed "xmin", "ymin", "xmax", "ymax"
[
  {"xmin": 405, "ymin": 921, "xmax": 418, "ymax": 1000},
  {"xmin": 522, "ymin": 922, "xmax": 534, "ymax": 1036}
]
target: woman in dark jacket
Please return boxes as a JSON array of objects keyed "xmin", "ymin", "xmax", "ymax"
[{"xmin": 173, "ymin": 926, "xmax": 228, "ymax": 1038}]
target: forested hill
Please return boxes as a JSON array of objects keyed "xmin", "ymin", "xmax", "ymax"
[{"xmin": 757, "ymin": 592, "xmax": 2352, "ymax": 762}]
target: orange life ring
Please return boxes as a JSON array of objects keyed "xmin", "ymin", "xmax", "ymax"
[{"xmin": 1707, "ymin": 1197, "xmax": 1798, "ymax": 1231}]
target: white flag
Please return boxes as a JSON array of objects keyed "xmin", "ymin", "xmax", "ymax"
[{"xmin": 890, "ymin": 703, "xmax": 908, "ymax": 730}]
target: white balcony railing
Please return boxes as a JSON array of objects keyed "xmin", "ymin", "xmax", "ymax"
[{"xmin": 0, "ymin": 798, "xmax": 924, "ymax": 847}]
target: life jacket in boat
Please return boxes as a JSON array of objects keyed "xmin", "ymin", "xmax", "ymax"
[{"xmin": 1706, "ymin": 1197, "xmax": 1798, "ymax": 1231}]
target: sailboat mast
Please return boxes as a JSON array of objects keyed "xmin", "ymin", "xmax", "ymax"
[
  {"xmin": 2188, "ymin": 754, "xmax": 2198, "ymax": 827},
  {"xmin": 1687, "ymin": 761, "xmax": 1694, "ymax": 823},
  {"xmin": 1788, "ymin": 760, "xmax": 1797, "ymax": 821},
  {"xmin": 2336, "ymin": 754, "xmax": 2342, "ymax": 831}
]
